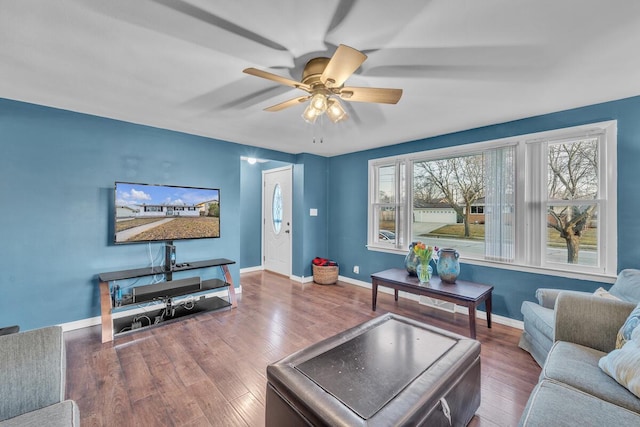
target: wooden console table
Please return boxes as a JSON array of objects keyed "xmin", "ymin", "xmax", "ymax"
[
  {"xmin": 98, "ymin": 258, "xmax": 237, "ymax": 343},
  {"xmin": 371, "ymin": 268, "xmax": 493, "ymax": 339}
]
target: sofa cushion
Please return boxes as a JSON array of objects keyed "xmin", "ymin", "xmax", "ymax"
[
  {"xmin": 0, "ymin": 326, "xmax": 65, "ymax": 421},
  {"xmin": 542, "ymin": 341, "xmax": 640, "ymax": 413},
  {"xmin": 519, "ymin": 379, "xmax": 640, "ymax": 426},
  {"xmin": 600, "ymin": 324, "xmax": 640, "ymax": 399},
  {"xmin": 0, "ymin": 401, "xmax": 79, "ymax": 427},
  {"xmin": 616, "ymin": 302, "xmax": 640, "ymax": 349},
  {"xmin": 593, "ymin": 287, "xmax": 621, "ymax": 300},
  {"xmin": 610, "ymin": 269, "xmax": 640, "ymax": 304}
]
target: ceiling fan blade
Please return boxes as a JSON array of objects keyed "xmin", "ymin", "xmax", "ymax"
[
  {"xmin": 243, "ymin": 68, "xmax": 310, "ymax": 91},
  {"xmin": 264, "ymin": 96, "xmax": 311, "ymax": 112},
  {"xmin": 153, "ymin": 0, "xmax": 287, "ymax": 51},
  {"xmin": 321, "ymin": 44, "xmax": 367, "ymax": 87},
  {"xmin": 339, "ymin": 87, "xmax": 402, "ymax": 104},
  {"xmin": 325, "ymin": 0, "xmax": 358, "ymax": 37}
]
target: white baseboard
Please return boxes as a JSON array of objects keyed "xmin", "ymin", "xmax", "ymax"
[
  {"xmin": 240, "ymin": 265, "xmax": 263, "ymax": 274},
  {"xmin": 239, "ymin": 265, "xmax": 314, "ymax": 283},
  {"xmin": 338, "ymin": 275, "xmax": 524, "ymax": 330},
  {"xmin": 290, "ymin": 274, "xmax": 313, "ymax": 283},
  {"xmin": 59, "ymin": 286, "xmax": 243, "ymax": 332},
  {"xmin": 60, "ymin": 316, "xmax": 102, "ymax": 332}
]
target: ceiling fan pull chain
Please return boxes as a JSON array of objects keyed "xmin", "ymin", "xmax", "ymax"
[
  {"xmin": 312, "ymin": 120, "xmax": 318, "ymax": 143},
  {"xmin": 312, "ymin": 116, "xmax": 325, "ymax": 143}
]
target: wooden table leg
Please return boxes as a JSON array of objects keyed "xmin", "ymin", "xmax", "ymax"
[
  {"xmin": 372, "ymin": 281, "xmax": 378, "ymax": 311},
  {"xmin": 485, "ymin": 293, "xmax": 492, "ymax": 329},
  {"xmin": 468, "ymin": 304, "xmax": 477, "ymax": 340}
]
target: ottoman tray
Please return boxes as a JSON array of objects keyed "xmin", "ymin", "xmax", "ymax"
[{"xmin": 266, "ymin": 313, "xmax": 481, "ymax": 426}]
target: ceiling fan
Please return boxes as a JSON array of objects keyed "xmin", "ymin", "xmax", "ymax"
[{"xmin": 243, "ymin": 44, "xmax": 403, "ymax": 124}]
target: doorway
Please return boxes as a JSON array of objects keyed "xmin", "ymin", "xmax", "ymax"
[{"xmin": 263, "ymin": 166, "xmax": 293, "ymax": 276}]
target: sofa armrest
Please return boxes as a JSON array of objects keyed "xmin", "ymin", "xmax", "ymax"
[
  {"xmin": 535, "ymin": 288, "xmax": 592, "ymax": 309},
  {"xmin": 554, "ymin": 293, "xmax": 636, "ymax": 353},
  {"xmin": 0, "ymin": 326, "xmax": 66, "ymax": 422}
]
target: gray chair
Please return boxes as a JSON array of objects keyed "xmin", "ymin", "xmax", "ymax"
[
  {"xmin": 0, "ymin": 326, "xmax": 80, "ymax": 426},
  {"xmin": 519, "ymin": 292, "xmax": 640, "ymax": 425},
  {"xmin": 519, "ymin": 269, "xmax": 640, "ymax": 366}
]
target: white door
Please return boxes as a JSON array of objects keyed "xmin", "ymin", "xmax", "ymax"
[{"xmin": 263, "ymin": 166, "xmax": 292, "ymax": 276}]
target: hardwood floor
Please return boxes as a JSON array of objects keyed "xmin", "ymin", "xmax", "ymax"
[{"xmin": 65, "ymin": 271, "xmax": 541, "ymax": 426}]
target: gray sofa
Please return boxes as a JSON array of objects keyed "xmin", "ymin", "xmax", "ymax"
[
  {"xmin": 0, "ymin": 326, "xmax": 80, "ymax": 426},
  {"xmin": 519, "ymin": 292, "xmax": 640, "ymax": 425},
  {"xmin": 519, "ymin": 269, "xmax": 640, "ymax": 366}
]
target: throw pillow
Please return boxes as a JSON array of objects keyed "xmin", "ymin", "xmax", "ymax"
[
  {"xmin": 593, "ymin": 287, "xmax": 621, "ymax": 301},
  {"xmin": 616, "ymin": 302, "xmax": 640, "ymax": 349},
  {"xmin": 599, "ymin": 325, "xmax": 640, "ymax": 399},
  {"xmin": 609, "ymin": 269, "xmax": 640, "ymax": 303}
]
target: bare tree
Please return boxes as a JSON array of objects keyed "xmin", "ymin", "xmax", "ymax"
[
  {"xmin": 415, "ymin": 154, "xmax": 484, "ymax": 237},
  {"xmin": 546, "ymin": 138, "xmax": 598, "ymax": 263},
  {"xmin": 413, "ymin": 172, "xmax": 442, "ymax": 205}
]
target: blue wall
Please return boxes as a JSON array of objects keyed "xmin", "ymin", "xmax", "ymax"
[
  {"xmin": 328, "ymin": 95, "xmax": 640, "ymax": 320},
  {"xmin": 295, "ymin": 154, "xmax": 329, "ymax": 278},
  {"xmin": 240, "ymin": 161, "xmax": 262, "ymax": 269},
  {"xmin": 3, "ymin": 93, "xmax": 640, "ymax": 329},
  {"xmin": 0, "ymin": 98, "xmax": 294, "ymax": 330}
]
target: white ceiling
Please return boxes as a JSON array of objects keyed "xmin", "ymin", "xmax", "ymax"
[{"xmin": 2, "ymin": 1, "xmax": 640, "ymax": 157}]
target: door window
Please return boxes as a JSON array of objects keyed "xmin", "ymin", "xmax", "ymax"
[{"xmin": 272, "ymin": 183, "xmax": 283, "ymax": 234}]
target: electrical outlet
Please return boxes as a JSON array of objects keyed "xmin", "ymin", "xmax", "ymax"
[{"xmin": 353, "ymin": 265, "xmax": 360, "ymax": 274}]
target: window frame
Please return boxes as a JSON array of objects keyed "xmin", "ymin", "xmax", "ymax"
[
  {"xmin": 367, "ymin": 120, "xmax": 617, "ymax": 281},
  {"xmin": 368, "ymin": 160, "xmax": 406, "ymax": 250}
]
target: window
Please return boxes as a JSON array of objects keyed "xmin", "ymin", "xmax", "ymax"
[
  {"xmin": 524, "ymin": 131, "xmax": 615, "ymax": 273},
  {"xmin": 272, "ymin": 183, "xmax": 283, "ymax": 234},
  {"xmin": 369, "ymin": 162, "xmax": 406, "ymax": 247},
  {"xmin": 368, "ymin": 121, "xmax": 617, "ymax": 278}
]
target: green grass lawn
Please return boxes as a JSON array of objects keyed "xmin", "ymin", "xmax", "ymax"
[
  {"xmin": 381, "ymin": 220, "xmax": 596, "ymax": 249},
  {"xmin": 423, "ymin": 224, "xmax": 485, "ymax": 240},
  {"xmin": 416, "ymin": 223, "xmax": 597, "ymax": 249}
]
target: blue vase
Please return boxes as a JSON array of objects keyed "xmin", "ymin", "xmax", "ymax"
[
  {"xmin": 404, "ymin": 242, "xmax": 420, "ymax": 276},
  {"xmin": 437, "ymin": 248, "xmax": 460, "ymax": 283}
]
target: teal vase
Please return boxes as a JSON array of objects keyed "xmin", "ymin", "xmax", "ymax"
[
  {"xmin": 437, "ymin": 248, "xmax": 460, "ymax": 283},
  {"xmin": 404, "ymin": 242, "xmax": 420, "ymax": 276}
]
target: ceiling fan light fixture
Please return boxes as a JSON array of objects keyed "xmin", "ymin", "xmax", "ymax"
[
  {"xmin": 326, "ymin": 98, "xmax": 348, "ymax": 123},
  {"xmin": 310, "ymin": 93, "xmax": 328, "ymax": 112},
  {"xmin": 302, "ymin": 104, "xmax": 319, "ymax": 124}
]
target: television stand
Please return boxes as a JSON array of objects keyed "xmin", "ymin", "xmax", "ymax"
[{"xmin": 98, "ymin": 258, "xmax": 236, "ymax": 343}]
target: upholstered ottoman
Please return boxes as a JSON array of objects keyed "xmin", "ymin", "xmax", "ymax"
[{"xmin": 266, "ymin": 313, "xmax": 481, "ymax": 426}]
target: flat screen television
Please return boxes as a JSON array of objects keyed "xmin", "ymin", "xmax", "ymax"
[{"xmin": 114, "ymin": 182, "xmax": 220, "ymax": 244}]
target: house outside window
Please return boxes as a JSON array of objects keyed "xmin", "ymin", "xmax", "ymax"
[{"xmin": 368, "ymin": 121, "xmax": 617, "ymax": 279}]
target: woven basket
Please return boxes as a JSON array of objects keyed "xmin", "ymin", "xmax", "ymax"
[{"xmin": 312, "ymin": 264, "xmax": 339, "ymax": 285}]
